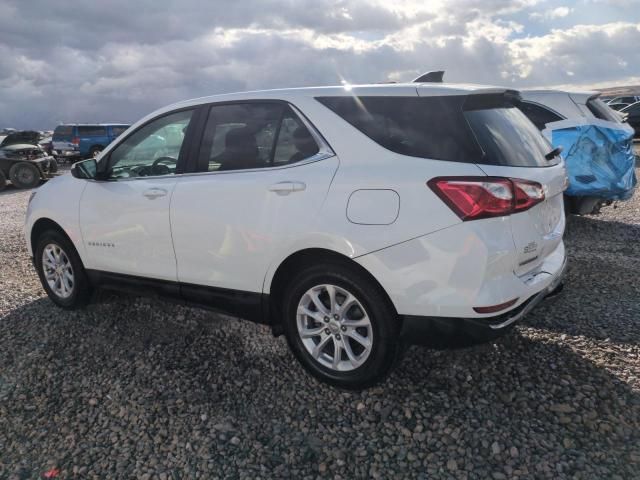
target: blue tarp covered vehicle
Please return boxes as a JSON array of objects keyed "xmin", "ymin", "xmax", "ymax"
[{"xmin": 552, "ymin": 123, "xmax": 636, "ymax": 201}]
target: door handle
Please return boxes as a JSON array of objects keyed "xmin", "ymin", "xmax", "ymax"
[
  {"xmin": 143, "ymin": 188, "xmax": 168, "ymax": 199},
  {"xmin": 268, "ymin": 181, "xmax": 306, "ymax": 196}
]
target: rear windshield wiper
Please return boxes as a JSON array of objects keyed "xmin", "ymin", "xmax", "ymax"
[{"xmin": 545, "ymin": 146, "xmax": 563, "ymax": 161}]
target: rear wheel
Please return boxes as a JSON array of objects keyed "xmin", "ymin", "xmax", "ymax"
[
  {"xmin": 9, "ymin": 162, "xmax": 40, "ymax": 189},
  {"xmin": 282, "ymin": 262, "xmax": 401, "ymax": 389},
  {"xmin": 34, "ymin": 230, "xmax": 92, "ymax": 309}
]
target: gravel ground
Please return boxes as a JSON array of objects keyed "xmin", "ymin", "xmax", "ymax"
[{"xmin": 1, "ymin": 172, "xmax": 639, "ymax": 480}]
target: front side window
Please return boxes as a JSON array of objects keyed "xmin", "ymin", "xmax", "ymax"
[
  {"xmin": 198, "ymin": 102, "xmax": 320, "ymax": 172},
  {"xmin": 517, "ymin": 101, "xmax": 563, "ymax": 130},
  {"xmin": 107, "ymin": 109, "xmax": 193, "ymax": 179}
]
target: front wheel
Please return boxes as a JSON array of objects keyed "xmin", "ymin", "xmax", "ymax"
[
  {"xmin": 34, "ymin": 230, "xmax": 92, "ymax": 309},
  {"xmin": 282, "ymin": 262, "xmax": 401, "ymax": 389}
]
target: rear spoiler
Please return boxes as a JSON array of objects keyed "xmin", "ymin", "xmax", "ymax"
[
  {"xmin": 462, "ymin": 90, "xmax": 522, "ymax": 110},
  {"xmin": 413, "ymin": 70, "xmax": 444, "ymax": 83}
]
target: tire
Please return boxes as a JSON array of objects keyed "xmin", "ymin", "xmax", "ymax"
[
  {"xmin": 9, "ymin": 162, "xmax": 40, "ymax": 189},
  {"xmin": 48, "ymin": 157, "xmax": 58, "ymax": 173},
  {"xmin": 0, "ymin": 170, "xmax": 6, "ymax": 192},
  {"xmin": 34, "ymin": 230, "xmax": 92, "ymax": 309},
  {"xmin": 281, "ymin": 261, "xmax": 402, "ymax": 389},
  {"xmin": 89, "ymin": 146, "xmax": 104, "ymax": 158}
]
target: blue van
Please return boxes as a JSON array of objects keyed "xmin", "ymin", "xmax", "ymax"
[{"xmin": 52, "ymin": 124, "xmax": 130, "ymax": 161}]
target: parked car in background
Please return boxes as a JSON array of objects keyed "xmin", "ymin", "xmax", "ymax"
[
  {"xmin": 52, "ymin": 123, "xmax": 130, "ymax": 162},
  {"xmin": 0, "ymin": 131, "xmax": 57, "ymax": 191},
  {"xmin": 26, "ymin": 83, "xmax": 566, "ymax": 388},
  {"xmin": 619, "ymin": 102, "xmax": 640, "ymax": 138},
  {"xmin": 608, "ymin": 102, "xmax": 630, "ymax": 111},
  {"xmin": 519, "ymin": 90, "xmax": 636, "ymax": 214},
  {"xmin": 607, "ymin": 95, "xmax": 640, "ymax": 106},
  {"xmin": 39, "ymin": 136, "xmax": 53, "ymax": 155}
]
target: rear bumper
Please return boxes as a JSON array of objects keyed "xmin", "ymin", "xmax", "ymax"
[{"xmin": 399, "ymin": 258, "xmax": 567, "ymax": 347}]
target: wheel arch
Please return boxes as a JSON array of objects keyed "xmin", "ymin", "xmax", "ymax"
[
  {"xmin": 30, "ymin": 218, "xmax": 79, "ymax": 260},
  {"xmin": 267, "ymin": 248, "xmax": 398, "ymax": 335}
]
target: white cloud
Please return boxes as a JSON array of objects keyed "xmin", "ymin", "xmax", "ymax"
[
  {"xmin": 0, "ymin": 0, "xmax": 638, "ymax": 129},
  {"xmin": 530, "ymin": 6, "xmax": 573, "ymax": 21}
]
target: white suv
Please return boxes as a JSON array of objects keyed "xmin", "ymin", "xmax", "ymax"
[{"xmin": 25, "ymin": 83, "xmax": 567, "ymax": 388}]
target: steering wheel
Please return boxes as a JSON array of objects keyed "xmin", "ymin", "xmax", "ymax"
[{"xmin": 151, "ymin": 156, "xmax": 177, "ymax": 175}]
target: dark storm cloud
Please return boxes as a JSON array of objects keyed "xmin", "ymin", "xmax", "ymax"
[{"xmin": 0, "ymin": 0, "xmax": 639, "ymax": 129}]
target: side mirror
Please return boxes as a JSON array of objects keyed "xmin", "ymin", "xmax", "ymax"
[{"xmin": 71, "ymin": 158, "xmax": 98, "ymax": 180}]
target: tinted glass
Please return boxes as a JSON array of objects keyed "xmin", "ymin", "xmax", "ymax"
[
  {"xmin": 107, "ymin": 109, "xmax": 193, "ymax": 179},
  {"xmin": 517, "ymin": 101, "xmax": 563, "ymax": 130},
  {"xmin": 78, "ymin": 126, "xmax": 107, "ymax": 136},
  {"xmin": 53, "ymin": 125, "xmax": 73, "ymax": 137},
  {"xmin": 464, "ymin": 107, "xmax": 556, "ymax": 167},
  {"xmin": 317, "ymin": 95, "xmax": 554, "ymax": 167},
  {"xmin": 587, "ymin": 98, "xmax": 620, "ymax": 123},
  {"xmin": 626, "ymin": 103, "xmax": 640, "ymax": 115},
  {"xmin": 111, "ymin": 126, "xmax": 129, "ymax": 136},
  {"xmin": 316, "ymin": 96, "xmax": 481, "ymax": 162},
  {"xmin": 273, "ymin": 109, "xmax": 319, "ymax": 164},
  {"xmin": 199, "ymin": 103, "xmax": 319, "ymax": 172}
]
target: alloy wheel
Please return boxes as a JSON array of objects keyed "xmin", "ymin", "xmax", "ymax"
[
  {"xmin": 42, "ymin": 243, "xmax": 75, "ymax": 299},
  {"xmin": 296, "ymin": 284, "xmax": 373, "ymax": 371}
]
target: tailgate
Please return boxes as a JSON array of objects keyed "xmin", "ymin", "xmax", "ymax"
[{"xmin": 477, "ymin": 162, "xmax": 566, "ymax": 275}]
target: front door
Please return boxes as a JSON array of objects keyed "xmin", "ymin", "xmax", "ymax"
[{"xmin": 79, "ymin": 108, "xmax": 195, "ymax": 281}]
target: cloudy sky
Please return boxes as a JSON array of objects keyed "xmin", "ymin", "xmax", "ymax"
[{"xmin": 1, "ymin": 0, "xmax": 639, "ymax": 129}]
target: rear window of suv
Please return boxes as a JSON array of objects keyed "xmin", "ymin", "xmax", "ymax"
[
  {"xmin": 53, "ymin": 126, "xmax": 73, "ymax": 137},
  {"xmin": 316, "ymin": 95, "xmax": 556, "ymax": 167}
]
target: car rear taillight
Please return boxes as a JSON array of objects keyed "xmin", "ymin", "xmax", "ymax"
[
  {"xmin": 71, "ymin": 137, "xmax": 80, "ymax": 145},
  {"xmin": 427, "ymin": 176, "xmax": 545, "ymax": 221},
  {"xmin": 512, "ymin": 179, "xmax": 545, "ymax": 212}
]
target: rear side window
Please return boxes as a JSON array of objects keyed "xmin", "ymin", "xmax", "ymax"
[
  {"xmin": 316, "ymin": 96, "xmax": 480, "ymax": 163},
  {"xmin": 586, "ymin": 98, "xmax": 620, "ymax": 123},
  {"xmin": 517, "ymin": 101, "xmax": 563, "ymax": 130},
  {"xmin": 198, "ymin": 102, "xmax": 319, "ymax": 172},
  {"xmin": 78, "ymin": 126, "xmax": 107, "ymax": 136},
  {"xmin": 317, "ymin": 95, "xmax": 554, "ymax": 167},
  {"xmin": 53, "ymin": 125, "xmax": 73, "ymax": 137}
]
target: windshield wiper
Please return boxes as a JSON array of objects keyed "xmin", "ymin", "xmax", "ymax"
[{"xmin": 545, "ymin": 146, "xmax": 563, "ymax": 161}]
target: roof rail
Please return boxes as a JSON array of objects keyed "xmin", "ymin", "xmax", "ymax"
[{"xmin": 413, "ymin": 70, "xmax": 444, "ymax": 83}]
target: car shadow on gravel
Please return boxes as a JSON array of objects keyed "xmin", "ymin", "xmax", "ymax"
[
  {"xmin": 1, "ymin": 293, "xmax": 638, "ymax": 478},
  {"xmin": 524, "ymin": 214, "xmax": 640, "ymax": 345}
]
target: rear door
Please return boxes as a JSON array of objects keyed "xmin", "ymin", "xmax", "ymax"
[
  {"xmin": 170, "ymin": 100, "xmax": 338, "ymax": 297},
  {"xmin": 462, "ymin": 101, "xmax": 566, "ymax": 276}
]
